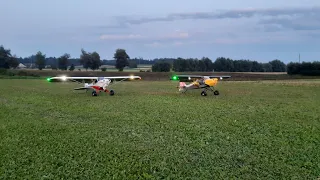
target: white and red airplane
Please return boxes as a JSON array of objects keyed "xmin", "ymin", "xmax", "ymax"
[{"xmin": 46, "ymin": 75, "xmax": 141, "ymax": 96}]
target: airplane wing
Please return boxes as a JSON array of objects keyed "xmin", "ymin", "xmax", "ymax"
[
  {"xmin": 47, "ymin": 76, "xmax": 98, "ymax": 83},
  {"xmin": 47, "ymin": 75, "xmax": 141, "ymax": 83},
  {"xmin": 208, "ymin": 75, "xmax": 231, "ymax": 79},
  {"xmin": 170, "ymin": 75, "xmax": 231, "ymax": 82},
  {"xmin": 105, "ymin": 76, "xmax": 141, "ymax": 82}
]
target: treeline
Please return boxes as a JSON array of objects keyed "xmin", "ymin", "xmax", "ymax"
[
  {"xmin": 151, "ymin": 57, "xmax": 287, "ymax": 72},
  {"xmin": 287, "ymin": 61, "xmax": 320, "ymax": 75},
  {"xmin": 0, "ymin": 45, "xmax": 132, "ymax": 71},
  {"xmin": 1, "ymin": 45, "xmax": 320, "ymax": 75},
  {"xmin": 16, "ymin": 55, "xmax": 169, "ymax": 67},
  {"xmin": 213, "ymin": 57, "xmax": 286, "ymax": 72},
  {"xmin": 17, "ymin": 56, "xmax": 82, "ymax": 67}
]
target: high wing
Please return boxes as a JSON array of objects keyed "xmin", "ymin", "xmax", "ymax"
[
  {"xmin": 47, "ymin": 75, "xmax": 141, "ymax": 83},
  {"xmin": 105, "ymin": 76, "xmax": 141, "ymax": 82},
  {"xmin": 47, "ymin": 76, "xmax": 98, "ymax": 83},
  {"xmin": 170, "ymin": 75, "xmax": 231, "ymax": 82}
]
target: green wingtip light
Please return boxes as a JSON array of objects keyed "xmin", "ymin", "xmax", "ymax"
[
  {"xmin": 47, "ymin": 78, "xmax": 51, "ymax": 82},
  {"xmin": 172, "ymin": 75, "xmax": 178, "ymax": 80}
]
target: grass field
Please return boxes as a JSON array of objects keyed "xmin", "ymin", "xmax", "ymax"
[{"xmin": 1, "ymin": 79, "xmax": 320, "ymax": 179}]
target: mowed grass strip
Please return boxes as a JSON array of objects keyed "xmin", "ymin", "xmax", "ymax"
[{"xmin": 0, "ymin": 79, "xmax": 319, "ymax": 179}]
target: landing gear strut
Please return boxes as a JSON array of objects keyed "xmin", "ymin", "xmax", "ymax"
[
  {"xmin": 201, "ymin": 87, "xmax": 220, "ymax": 96},
  {"xmin": 103, "ymin": 89, "xmax": 115, "ymax": 96},
  {"xmin": 91, "ymin": 89, "xmax": 115, "ymax": 96}
]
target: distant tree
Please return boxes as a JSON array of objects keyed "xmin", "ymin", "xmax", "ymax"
[
  {"xmin": 58, "ymin": 53, "xmax": 70, "ymax": 70},
  {"xmin": 152, "ymin": 61, "xmax": 171, "ymax": 72},
  {"xmin": 269, "ymin": 59, "xmax": 286, "ymax": 72},
  {"xmin": 8, "ymin": 55, "xmax": 19, "ymax": 69},
  {"xmin": 262, "ymin": 63, "xmax": 273, "ymax": 72},
  {"xmin": 0, "ymin": 45, "xmax": 13, "ymax": 69},
  {"xmin": 90, "ymin": 51, "xmax": 102, "ymax": 70},
  {"xmin": 172, "ymin": 58, "xmax": 182, "ymax": 72},
  {"xmin": 197, "ymin": 60, "xmax": 206, "ymax": 71},
  {"xmin": 80, "ymin": 49, "xmax": 91, "ymax": 71},
  {"xmin": 251, "ymin": 61, "xmax": 263, "ymax": 72},
  {"xmin": 69, "ymin": 64, "xmax": 75, "ymax": 71},
  {"xmin": 202, "ymin": 57, "xmax": 214, "ymax": 71},
  {"xmin": 114, "ymin": 49, "xmax": 130, "ymax": 71},
  {"xmin": 35, "ymin": 51, "xmax": 46, "ymax": 70},
  {"xmin": 79, "ymin": 49, "xmax": 101, "ymax": 71},
  {"xmin": 51, "ymin": 64, "xmax": 58, "ymax": 70},
  {"xmin": 213, "ymin": 57, "xmax": 234, "ymax": 72}
]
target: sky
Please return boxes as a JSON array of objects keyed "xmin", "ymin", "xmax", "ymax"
[{"xmin": 1, "ymin": 0, "xmax": 320, "ymax": 63}]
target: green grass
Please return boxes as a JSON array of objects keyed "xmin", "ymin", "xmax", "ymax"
[{"xmin": 0, "ymin": 79, "xmax": 320, "ymax": 179}]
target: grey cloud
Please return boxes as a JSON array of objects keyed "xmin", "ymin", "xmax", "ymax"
[
  {"xmin": 96, "ymin": 24, "xmax": 130, "ymax": 29},
  {"xmin": 119, "ymin": 6, "xmax": 320, "ymax": 25},
  {"xmin": 259, "ymin": 14, "xmax": 320, "ymax": 31},
  {"xmin": 258, "ymin": 24, "xmax": 284, "ymax": 32}
]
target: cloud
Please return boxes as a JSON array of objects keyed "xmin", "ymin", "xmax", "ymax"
[
  {"xmin": 99, "ymin": 30, "xmax": 190, "ymax": 41},
  {"xmin": 100, "ymin": 34, "xmax": 144, "ymax": 40},
  {"xmin": 90, "ymin": 6, "xmax": 320, "ymax": 48},
  {"xmin": 145, "ymin": 42, "xmax": 162, "ymax": 47},
  {"xmin": 116, "ymin": 6, "xmax": 320, "ymax": 25},
  {"xmin": 258, "ymin": 16, "xmax": 320, "ymax": 31},
  {"xmin": 145, "ymin": 41, "xmax": 186, "ymax": 48},
  {"xmin": 160, "ymin": 30, "xmax": 189, "ymax": 39},
  {"xmin": 95, "ymin": 6, "xmax": 320, "ymax": 46}
]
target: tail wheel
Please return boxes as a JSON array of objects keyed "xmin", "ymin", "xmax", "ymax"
[
  {"xmin": 201, "ymin": 91, "xmax": 207, "ymax": 96},
  {"xmin": 109, "ymin": 90, "xmax": 115, "ymax": 96},
  {"xmin": 214, "ymin": 90, "xmax": 219, "ymax": 95},
  {"xmin": 92, "ymin": 91, "xmax": 97, "ymax": 96}
]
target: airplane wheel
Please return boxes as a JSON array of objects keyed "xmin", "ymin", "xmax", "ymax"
[
  {"xmin": 109, "ymin": 90, "xmax": 115, "ymax": 96},
  {"xmin": 201, "ymin": 91, "xmax": 207, "ymax": 96},
  {"xmin": 92, "ymin": 91, "xmax": 97, "ymax": 96},
  {"xmin": 214, "ymin": 90, "xmax": 219, "ymax": 95}
]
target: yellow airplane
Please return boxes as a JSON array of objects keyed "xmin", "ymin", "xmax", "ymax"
[{"xmin": 170, "ymin": 75, "xmax": 231, "ymax": 96}]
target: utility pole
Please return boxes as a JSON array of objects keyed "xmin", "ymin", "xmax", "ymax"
[
  {"xmin": 139, "ymin": 56, "xmax": 141, "ymax": 71},
  {"xmin": 299, "ymin": 53, "xmax": 300, "ymax": 63},
  {"xmin": 30, "ymin": 55, "xmax": 32, "ymax": 69}
]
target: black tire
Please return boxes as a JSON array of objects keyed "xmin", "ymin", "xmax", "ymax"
[
  {"xmin": 201, "ymin": 91, "xmax": 207, "ymax": 96},
  {"xmin": 214, "ymin": 90, "xmax": 219, "ymax": 95},
  {"xmin": 92, "ymin": 91, "xmax": 97, "ymax": 96},
  {"xmin": 109, "ymin": 90, "xmax": 115, "ymax": 96}
]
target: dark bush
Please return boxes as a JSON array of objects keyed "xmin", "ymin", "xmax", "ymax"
[
  {"xmin": 101, "ymin": 67, "xmax": 107, "ymax": 71},
  {"xmin": 0, "ymin": 68, "xmax": 7, "ymax": 75}
]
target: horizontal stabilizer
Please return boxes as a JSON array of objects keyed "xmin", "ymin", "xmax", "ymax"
[{"xmin": 74, "ymin": 87, "xmax": 90, "ymax": 90}]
